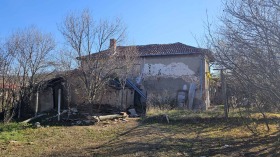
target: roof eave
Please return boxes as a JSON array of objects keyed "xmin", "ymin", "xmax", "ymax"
[{"xmin": 140, "ymin": 52, "xmax": 203, "ymax": 57}]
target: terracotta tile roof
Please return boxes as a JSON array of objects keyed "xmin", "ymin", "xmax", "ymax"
[
  {"xmin": 78, "ymin": 42, "xmax": 213, "ymax": 60},
  {"xmin": 130, "ymin": 42, "xmax": 208, "ymax": 56}
]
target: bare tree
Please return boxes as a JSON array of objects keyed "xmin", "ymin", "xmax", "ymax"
[
  {"xmin": 0, "ymin": 43, "xmax": 16, "ymax": 122},
  {"xmin": 4, "ymin": 27, "xmax": 56, "ymax": 118},
  {"xmin": 114, "ymin": 46, "xmax": 139, "ymax": 109},
  {"xmin": 59, "ymin": 9, "xmax": 128, "ymax": 114},
  {"xmin": 206, "ymin": 0, "xmax": 280, "ymax": 116}
]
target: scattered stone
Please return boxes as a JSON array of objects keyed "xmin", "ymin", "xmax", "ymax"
[
  {"xmin": 27, "ymin": 142, "xmax": 34, "ymax": 145},
  {"xmin": 128, "ymin": 108, "xmax": 138, "ymax": 117},
  {"xmin": 76, "ymin": 121, "xmax": 82, "ymax": 125},
  {"xmin": 34, "ymin": 122, "xmax": 41, "ymax": 128},
  {"xmin": 120, "ymin": 112, "xmax": 128, "ymax": 117}
]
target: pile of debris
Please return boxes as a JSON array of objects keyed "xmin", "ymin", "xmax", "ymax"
[
  {"xmin": 64, "ymin": 107, "xmax": 138, "ymax": 125},
  {"xmin": 26, "ymin": 107, "xmax": 141, "ymax": 127}
]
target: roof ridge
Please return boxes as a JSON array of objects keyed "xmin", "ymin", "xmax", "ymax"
[{"xmin": 117, "ymin": 42, "xmax": 193, "ymax": 47}]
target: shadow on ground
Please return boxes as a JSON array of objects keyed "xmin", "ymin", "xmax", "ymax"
[{"xmin": 43, "ymin": 114, "xmax": 280, "ymax": 157}]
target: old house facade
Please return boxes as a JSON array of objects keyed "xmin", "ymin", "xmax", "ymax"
[
  {"xmin": 81, "ymin": 39, "xmax": 213, "ymax": 110},
  {"xmin": 135, "ymin": 42, "xmax": 212, "ymax": 110},
  {"xmin": 28, "ymin": 40, "xmax": 213, "ymax": 116}
]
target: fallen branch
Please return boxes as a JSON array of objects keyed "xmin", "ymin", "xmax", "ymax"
[{"xmin": 21, "ymin": 114, "xmax": 47, "ymax": 123}]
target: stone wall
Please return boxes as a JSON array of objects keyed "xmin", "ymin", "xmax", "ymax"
[{"xmin": 98, "ymin": 87, "xmax": 135, "ymax": 110}]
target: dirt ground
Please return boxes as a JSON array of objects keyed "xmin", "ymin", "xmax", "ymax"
[{"xmin": 1, "ymin": 110, "xmax": 280, "ymax": 157}]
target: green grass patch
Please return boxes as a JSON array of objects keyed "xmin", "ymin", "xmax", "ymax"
[{"xmin": 0, "ymin": 122, "xmax": 32, "ymax": 142}]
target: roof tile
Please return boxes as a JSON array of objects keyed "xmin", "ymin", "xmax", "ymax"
[{"xmin": 79, "ymin": 42, "xmax": 213, "ymax": 60}]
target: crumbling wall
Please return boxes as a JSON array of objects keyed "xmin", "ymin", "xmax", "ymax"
[
  {"xmin": 67, "ymin": 73, "xmax": 135, "ymax": 112},
  {"xmin": 38, "ymin": 87, "xmax": 54, "ymax": 112},
  {"xmin": 30, "ymin": 87, "xmax": 54, "ymax": 113},
  {"xmin": 99, "ymin": 88, "xmax": 134, "ymax": 110},
  {"xmin": 140, "ymin": 55, "xmax": 208, "ymax": 110}
]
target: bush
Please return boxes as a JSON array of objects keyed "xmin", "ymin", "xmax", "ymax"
[{"xmin": 146, "ymin": 90, "xmax": 176, "ymax": 110}]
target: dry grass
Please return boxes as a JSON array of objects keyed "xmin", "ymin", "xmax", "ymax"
[
  {"xmin": 1, "ymin": 108, "xmax": 280, "ymax": 156},
  {"xmin": 0, "ymin": 120, "xmax": 138, "ymax": 157}
]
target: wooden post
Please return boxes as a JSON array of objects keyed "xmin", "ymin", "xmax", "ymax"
[
  {"xmin": 35, "ymin": 90, "xmax": 39, "ymax": 116},
  {"xmin": 58, "ymin": 89, "xmax": 61, "ymax": 121}
]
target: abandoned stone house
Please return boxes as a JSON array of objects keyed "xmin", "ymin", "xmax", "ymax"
[
  {"xmin": 78, "ymin": 39, "xmax": 214, "ymax": 111},
  {"xmin": 28, "ymin": 39, "xmax": 213, "ymax": 116}
]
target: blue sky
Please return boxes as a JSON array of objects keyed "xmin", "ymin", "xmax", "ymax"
[{"xmin": 0, "ymin": 0, "xmax": 222, "ymax": 47}]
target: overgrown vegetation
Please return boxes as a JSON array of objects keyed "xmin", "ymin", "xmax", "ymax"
[
  {"xmin": 146, "ymin": 90, "xmax": 177, "ymax": 110},
  {"xmin": 207, "ymin": 0, "xmax": 280, "ymax": 116},
  {"xmin": 0, "ymin": 27, "xmax": 55, "ymax": 122}
]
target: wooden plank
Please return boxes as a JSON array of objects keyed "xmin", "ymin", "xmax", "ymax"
[
  {"xmin": 177, "ymin": 90, "xmax": 187, "ymax": 108},
  {"xmin": 93, "ymin": 114, "xmax": 125, "ymax": 122},
  {"xmin": 188, "ymin": 83, "xmax": 196, "ymax": 110}
]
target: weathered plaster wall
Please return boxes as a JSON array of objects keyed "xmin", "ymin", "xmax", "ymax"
[
  {"xmin": 99, "ymin": 88, "xmax": 134, "ymax": 110},
  {"xmin": 140, "ymin": 55, "xmax": 208, "ymax": 110},
  {"xmin": 141, "ymin": 55, "xmax": 201, "ymax": 82},
  {"xmin": 143, "ymin": 62, "xmax": 195, "ymax": 77}
]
